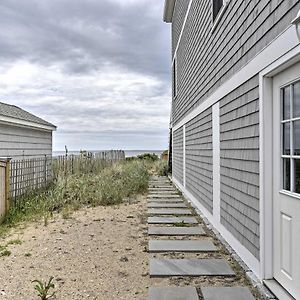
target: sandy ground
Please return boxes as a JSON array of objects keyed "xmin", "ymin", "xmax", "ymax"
[
  {"xmin": 0, "ymin": 178, "xmax": 263, "ymax": 300},
  {"xmin": 0, "ymin": 195, "xmax": 150, "ymax": 300}
]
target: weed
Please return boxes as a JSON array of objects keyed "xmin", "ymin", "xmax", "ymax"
[
  {"xmin": 0, "ymin": 248, "xmax": 11, "ymax": 257},
  {"xmin": 173, "ymin": 221, "xmax": 189, "ymax": 227},
  {"xmin": 0, "ymin": 160, "xmax": 151, "ymax": 237},
  {"xmin": 33, "ymin": 276, "xmax": 55, "ymax": 300},
  {"xmin": 6, "ymin": 239, "xmax": 22, "ymax": 246}
]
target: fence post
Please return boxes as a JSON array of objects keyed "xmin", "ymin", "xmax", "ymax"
[{"xmin": 5, "ymin": 159, "xmax": 11, "ymax": 212}]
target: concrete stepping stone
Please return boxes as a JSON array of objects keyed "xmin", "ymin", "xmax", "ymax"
[
  {"xmin": 148, "ymin": 194, "xmax": 181, "ymax": 199},
  {"xmin": 150, "ymin": 259, "xmax": 235, "ymax": 277},
  {"xmin": 149, "ymin": 187, "xmax": 175, "ymax": 190},
  {"xmin": 149, "ymin": 240, "xmax": 217, "ymax": 252},
  {"xmin": 147, "ymin": 208, "xmax": 192, "ymax": 215},
  {"xmin": 147, "ymin": 202, "xmax": 187, "ymax": 208},
  {"xmin": 149, "ymin": 287, "xmax": 199, "ymax": 300},
  {"xmin": 147, "ymin": 198, "xmax": 184, "ymax": 203},
  {"xmin": 202, "ymin": 287, "xmax": 255, "ymax": 300},
  {"xmin": 148, "ymin": 226, "xmax": 205, "ymax": 236},
  {"xmin": 148, "ymin": 216, "xmax": 198, "ymax": 224}
]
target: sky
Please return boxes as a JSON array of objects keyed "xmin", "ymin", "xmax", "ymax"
[{"xmin": 0, "ymin": 0, "xmax": 171, "ymax": 151}]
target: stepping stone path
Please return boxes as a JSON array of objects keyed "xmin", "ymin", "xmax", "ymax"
[
  {"xmin": 146, "ymin": 176, "xmax": 256, "ymax": 300},
  {"xmin": 148, "ymin": 216, "xmax": 198, "ymax": 224},
  {"xmin": 148, "ymin": 240, "xmax": 217, "ymax": 252},
  {"xmin": 147, "ymin": 208, "xmax": 192, "ymax": 215},
  {"xmin": 147, "ymin": 202, "xmax": 187, "ymax": 208},
  {"xmin": 148, "ymin": 226, "xmax": 205, "ymax": 236}
]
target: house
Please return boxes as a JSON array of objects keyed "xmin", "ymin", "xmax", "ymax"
[
  {"xmin": 163, "ymin": 1, "xmax": 300, "ymax": 299},
  {"xmin": 0, "ymin": 102, "xmax": 56, "ymax": 159}
]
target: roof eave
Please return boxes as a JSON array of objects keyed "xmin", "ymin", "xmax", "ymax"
[
  {"xmin": 163, "ymin": 0, "xmax": 176, "ymax": 23},
  {"xmin": 0, "ymin": 115, "xmax": 57, "ymax": 131}
]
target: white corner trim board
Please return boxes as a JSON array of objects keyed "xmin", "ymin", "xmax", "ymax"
[
  {"xmin": 212, "ymin": 103, "xmax": 220, "ymax": 222},
  {"xmin": 173, "ymin": 24, "xmax": 300, "ymax": 132},
  {"xmin": 172, "ymin": 175, "xmax": 260, "ymax": 277},
  {"xmin": 183, "ymin": 124, "xmax": 186, "ymax": 187}
]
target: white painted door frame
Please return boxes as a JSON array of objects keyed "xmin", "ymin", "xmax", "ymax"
[{"xmin": 259, "ymin": 45, "xmax": 300, "ymax": 281}]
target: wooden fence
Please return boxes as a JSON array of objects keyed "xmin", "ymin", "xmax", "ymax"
[
  {"xmin": 0, "ymin": 159, "xmax": 10, "ymax": 220},
  {"xmin": 9, "ymin": 150, "xmax": 125, "ymax": 204},
  {"xmin": 53, "ymin": 150, "xmax": 125, "ymax": 178}
]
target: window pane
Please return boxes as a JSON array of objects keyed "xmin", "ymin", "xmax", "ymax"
[
  {"xmin": 294, "ymin": 120, "xmax": 300, "ymax": 156},
  {"xmin": 295, "ymin": 159, "xmax": 300, "ymax": 193},
  {"xmin": 283, "ymin": 122, "xmax": 290, "ymax": 155},
  {"xmin": 283, "ymin": 158, "xmax": 291, "ymax": 191},
  {"xmin": 213, "ymin": 0, "xmax": 223, "ymax": 20},
  {"xmin": 293, "ymin": 81, "xmax": 300, "ymax": 118},
  {"xmin": 282, "ymin": 86, "xmax": 290, "ymax": 120}
]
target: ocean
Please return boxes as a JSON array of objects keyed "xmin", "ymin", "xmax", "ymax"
[{"xmin": 52, "ymin": 150, "xmax": 164, "ymax": 158}]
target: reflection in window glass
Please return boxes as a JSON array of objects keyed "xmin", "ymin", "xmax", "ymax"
[
  {"xmin": 294, "ymin": 120, "xmax": 300, "ymax": 156},
  {"xmin": 283, "ymin": 122, "xmax": 290, "ymax": 155},
  {"xmin": 282, "ymin": 86, "xmax": 290, "ymax": 120},
  {"xmin": 283, "ymin": 158, "xmax": 290, "ymax": 191},
  {"xmin": 293, "ymin": 81, "xmax": 300, "ymax": 118},
  {"xmin": 295, "ymin": 159, "xmax": 300, "ymax": 193}
]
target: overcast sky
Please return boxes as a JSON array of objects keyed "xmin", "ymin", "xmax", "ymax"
[{"xmin": 0, "ymin": 0, "xmax": 171, "ymax": 151}]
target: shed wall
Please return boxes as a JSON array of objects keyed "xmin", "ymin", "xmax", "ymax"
[{"xmin": 0, "ymin": 123, "xmax": 53, "ymax": 159}]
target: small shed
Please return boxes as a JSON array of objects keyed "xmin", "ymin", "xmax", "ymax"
[{"xmin": 0, "ymin": 102, "xmax": 56, "ymax": 159}]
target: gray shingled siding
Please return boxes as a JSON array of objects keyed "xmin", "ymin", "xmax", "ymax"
[
  {"xmin": 173, "ymin": 0, "xmax": 300, "ymax": 125},
  {"xmin": 185, "ymin": 107, "xmax": 213, "ymax": 213},
  {"xmin": 0, "ymin": 123, "xmax": 53, "ymax": 159},
  {"xmin": 219, "ymin": 76, "xmax": 260, "ymax": 259},
  {"xmin": 173, "ymin": 127, "xmax": 183, "ymax": 184},
  {"xmin": 172, "ymin": 0, "xmax": 190, "ymax": 57}
]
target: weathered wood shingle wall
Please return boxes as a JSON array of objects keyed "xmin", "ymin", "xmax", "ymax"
[
  {"xmin": 185, "ymin": 107, "xmax": 213, "ymax": 213},
  {"xmin": 0, "ymin": 124, "xmax": 52, "ymax": 159},
  {"xmin": 219, "ymin": 76, "xmax": 260, "ymax": 259},
  {"xmin": 172, "ymin": 127, "xmax": 183, "ymax": 184},
  {"xmin": 172, "ymin": 0, "xmax": 190, "ymax": 57},
  {"xmin": 173, "ymin": 0, "xmax": 300, "ymax": 125}
]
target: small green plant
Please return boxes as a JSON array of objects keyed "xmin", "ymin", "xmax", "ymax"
[
  {"xmin": 6, "ymin": 239, "xmax": 22, "ymax": 246},
  {"xmin": 0, "ymin": 248, "xmax": 11, "ymax": 257},
  {"xmin": 32, "ymin": 276, "xmax": 55, "ymax": 300}
]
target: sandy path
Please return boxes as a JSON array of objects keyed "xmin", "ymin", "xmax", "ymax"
[{"xmin": 0, "ymin": 195, "xmax": 149, "ymax": 300}]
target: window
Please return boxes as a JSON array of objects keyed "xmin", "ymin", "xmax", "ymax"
[
  {"xmin": 213, "ymin": 0, "xmax": 223, "ymax": 21},
  {"xmin": 173, "ymin": 57, "xmax": 177, "ymax": 99},
  {"xmin": 281, "ymin": 80, "xmax": 300, "ymax": 193}
]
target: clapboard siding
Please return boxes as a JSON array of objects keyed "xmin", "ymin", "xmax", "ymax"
[
  {"xmin": 185, "ymin": 107, "xmax": 213, "ymax": 213},
  {"xmin": 0, "ymin": 123, "xmax": 52, "ymax": 159},
  {"xmin": 173, "ymin": 127, "xmax": 183, "ymax": 184},
  {"xmin": 173, "ymin": 0, "xmax": 300, "ymax": 124},
  {"xmin": 219, "ymin": 76, "xmax": 260, "ymax": 259},
  {"xmin": 172, "ymin": 0, "xmax": 190, "ymax": 56}
]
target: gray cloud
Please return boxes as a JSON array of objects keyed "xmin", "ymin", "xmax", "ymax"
[{"xmin": 0, "ymin": 0, "xmax": 171, "ymax": 150}]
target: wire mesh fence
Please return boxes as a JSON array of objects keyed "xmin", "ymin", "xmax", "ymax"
[{"xmin": 10, "ymin": 156, "xmax": 52, "ymax": 204}]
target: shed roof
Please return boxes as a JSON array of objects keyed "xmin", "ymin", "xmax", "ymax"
[{"xmin": 0, "ymin": 102, "xmax": 56, "ymax": 131}]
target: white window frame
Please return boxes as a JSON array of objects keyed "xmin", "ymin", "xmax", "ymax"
[{"xmin": 280, "ymin": 80, "xmax": 300, "ymax": 194}]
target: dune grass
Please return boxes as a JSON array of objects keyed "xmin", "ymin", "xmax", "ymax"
[{"xmin": 0, "ymin": 159, "xmax": 151, "ymax": 237}]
